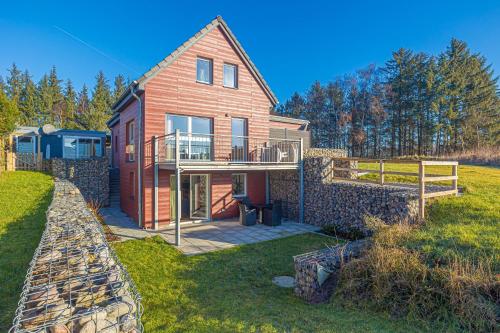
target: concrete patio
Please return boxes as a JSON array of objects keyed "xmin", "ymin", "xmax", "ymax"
[{"xmin": 100, "ymin": 207, "xmax": 320, "ymax": 255}]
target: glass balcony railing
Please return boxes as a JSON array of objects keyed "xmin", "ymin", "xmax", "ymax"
[{"xmin": 157, "ymin": 132, "xmax": 301, "ymax": 164}]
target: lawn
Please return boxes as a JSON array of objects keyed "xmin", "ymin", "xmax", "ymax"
[
  {"xmin": 359, "ymin": 163, "xmax": 500, "ymax": 270},
  {"xmin": 0, "ymin": 171, "xmax": 54, "ymax": 331},
  {"xmin": 113, "ymin": 234, "xmax": 429, "ymax": 333}
]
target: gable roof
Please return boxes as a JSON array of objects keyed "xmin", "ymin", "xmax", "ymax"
[{"xmin": 112, "ymin": 16, "xmax": 278, "ymax": 112}]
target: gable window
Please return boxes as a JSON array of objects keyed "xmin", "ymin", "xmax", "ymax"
[
  {"xmin": 196, "ymin": 57, "xmax": 213, "ymax": 84},
  {"xmin": 63, "ymin": 136, "xmax": 102, "ymax": 159},
  {"xmin": 223, "ymin": 63, "xmax": 238, "ymax": 88},
  {"xmin": 126, "ymin": 120, "xmax": 135, "ymax": 162},
  {"xmin": 232, "ymin": 173, "xmax": 247, "ymax": 197}
]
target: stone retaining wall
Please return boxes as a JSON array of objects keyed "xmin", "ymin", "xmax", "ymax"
[
  {"xmin": 270, "ymin": 149, "xmax": 419, "ymax": 234},
  {"xmin": 44, "ymin": 157, "xmax": 109, "ymax": 206},
  {"xmin": 294, "ymin": 239, "xmax": 369, "ymax": 303},
  {"xmin": 9, "ymin": 179, "xmax": 143, "ymax": 333},
  {"xmin": 269, "ymin": 148, "xmax": 354, "ymax": 221},
  {"xmin": 304, "ymin": 155, "xmax": 419, "ymax": 234}
]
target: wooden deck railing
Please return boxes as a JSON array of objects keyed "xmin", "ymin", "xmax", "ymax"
[{"xmin": 328, "ymin": 158, "xmax": 459, "ymax": 220}]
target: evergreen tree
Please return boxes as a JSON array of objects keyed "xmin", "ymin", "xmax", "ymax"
[
  {"xmin": 64, "ymin": 80, "xmax": 77, "ymax": 129},
  {"xmin": 113, "ymin": 74, "xmax": 127, "ymax": 103},
  {"xmin": 6, "ymin": 63, "xmax": 22, "ymax": 105},
  {"xmin": 89, "ymin": 71, "xmax": 112, "ymax": 130},
  {"xmin": 48, "ymin": 66, "xmax": 65, "ymax": 127},
  {"xmin": 76, "ymin": 84, "xmax": 91, "ymax": 129},
  {"xmin": 0, "ymin": 76, "xmax": 5, "ymax": 94},
  {"xmin": 18, "ymin": 70, "xmax": 38, "ymax": 126},
  {"xmin": 37, "ymin": 74, "xmax": 52, "ymax": 125},
  {"xmin": 0, "ymin": 89, "xmax": 19, "ymax": 137}
]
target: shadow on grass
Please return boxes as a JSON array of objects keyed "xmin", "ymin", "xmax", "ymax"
[
  {"xmin": 0, "ymin": 173, "xmax": 54, "ymax": 331},
  {"xmin": 115, "ymin": 234, "xmax": 427, "ymax": 333}
]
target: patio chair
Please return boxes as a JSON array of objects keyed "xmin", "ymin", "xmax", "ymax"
[
  {"xmin": 238, "ymin": 203, "xmax": 257, "ymax": 226},
  {"xmin": 262, "ymin": 200, "xmax": 282, "ymax": 226}
]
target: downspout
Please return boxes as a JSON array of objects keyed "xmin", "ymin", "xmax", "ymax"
[{"xmin": 130, "ymin": 83, "xmax": 143, "ymax": 228}]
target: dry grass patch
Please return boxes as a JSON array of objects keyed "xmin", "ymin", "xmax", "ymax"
[{"xmin": 337, "ymin": 222, "xmax": 498, "ymax": 332}]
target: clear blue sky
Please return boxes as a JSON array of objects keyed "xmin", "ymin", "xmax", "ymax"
[{"xmin": 1, "ymin": 0, "xmax": 499, "ymax": 102}]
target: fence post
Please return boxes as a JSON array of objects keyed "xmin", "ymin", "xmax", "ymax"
[
  {"xmin": 175, "ymin": 130, "xmax": 181, "ymax": 246},
  {"xmin": 331, "ymin": 158, "xmax": 335, "ymax": 181},
  {"xmin": 298, "ymin": 138, "xmax": 304, "ymax": 224},
  {"xmin": 452, "ymin": 164, "xmax": 458, "ymax": 196},
  {"xmin": 418, "ymin": 161, "xmax": 425, "ymax": 221},
  {"xmin": 379, "ymin": 159, "xmax": 384, "ymax": 185},
  {"xmin": 153, "ymin": 136, "xmax": 159, "ymax": 230}
]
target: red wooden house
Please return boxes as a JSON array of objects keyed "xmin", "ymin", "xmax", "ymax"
[{"xmin": 107, "ymin": 16, "xmax": 309, "ymax": 238}]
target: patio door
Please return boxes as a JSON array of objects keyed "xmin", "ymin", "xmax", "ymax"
[
  {"xmin": 190, "ymin": 174, "xmax": 209, "ymax": 219},
  {"xmin": 170, "ymin": 174, "xmax": 210, "ymax": 221}
]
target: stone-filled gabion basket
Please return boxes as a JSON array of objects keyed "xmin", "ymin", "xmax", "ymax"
[
  {"xmin": 293, "ymin": 240, "xmax": 370, "ymax": 303},
  {"xmin": 9, "ymin": 179, "xmax": 143, "ymax": 333}
]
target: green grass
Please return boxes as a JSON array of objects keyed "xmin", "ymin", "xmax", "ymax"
[
  {"xmin": 0, "ymin": 171, "xmax": 54, "ymax": 331},
  {"xmin": 359, "ymin": 163, "xmax": 500, "ymax": 269},
  {"xmin": 113, "ymin": 234, "xmax": 429, "ymax": 333}
]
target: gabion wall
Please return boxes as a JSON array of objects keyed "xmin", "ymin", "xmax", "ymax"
[
  {"xmin": 304, "ymin": 156, "xmax": 419, "ymax": 234},
  {"xmin": 270, "ymin": 149, "xmax": 419, "ymax": 234},
  {"xmin": 9, "ymin": 179, "xmax": 143, "ymax": 333},
  {"xmin": 269, "ymin": 148, "xmax": 352, "ymax": 221},
  {"xmin": 44, "ymin": 157, "xmax": 109, "ymax": 206}
]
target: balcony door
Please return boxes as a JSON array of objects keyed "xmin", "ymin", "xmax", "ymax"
[
  {"xmin": 231, "ymin": 118, "xmax": 248, "ymax": 161},
  {"xmin": 166, "ymin": 114, "xmax": 212, "ymax": 161}
]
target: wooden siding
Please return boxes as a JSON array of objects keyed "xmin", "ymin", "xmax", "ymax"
[
  {"xmin": 142, "ymin": 26, "xmax": 273, "ymax": 228},
  {"xmin": 155, "ymin": 171, "xmax": 266, "ymax": 227},
  {"xmin": 115, "ymin": 98, "xmax": 140, "ymax": 222}
]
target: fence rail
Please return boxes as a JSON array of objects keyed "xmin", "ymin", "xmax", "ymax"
[{"xmin": 328, "ymin": 158, "xmax": 458, "ymax": 220}]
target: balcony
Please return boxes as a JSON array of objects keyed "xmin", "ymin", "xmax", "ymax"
[{"xmin": 154, "ymin": 131, "xmax": 302, "ymax": 171}]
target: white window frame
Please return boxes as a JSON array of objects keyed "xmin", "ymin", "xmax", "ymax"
[
  {"xmin": 165, "ymin": 114, "xmax": 213, "ymax": 161},
  {"xmin": 231, "ymin": 173, "xmax": 247, "ymax": 198},
  {"xmin": 223, "ymin": 63, "xmax": 238, "ymax": 88},
  {"xmin": 196, "ymin": 57, "xmax": 213, "ymax": 84},
  {"xmin": 127, "ymin": 121, "xmax": 135, "ymax": 162},
  {"xmin": 15, "ymin": 135, "xmax": 35, "ymax": 153},
  {"xmin": 62, "ymin": 136, "xmax": 103, "ymax": 159}
]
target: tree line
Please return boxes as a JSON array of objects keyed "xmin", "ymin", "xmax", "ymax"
[
  {"xmin": 276, "ymin": 39, "xmax": 500, "ymax": 157},
  {"xmin": 0, "ymin": 64, "xmax": 127, "ymax": 136}
]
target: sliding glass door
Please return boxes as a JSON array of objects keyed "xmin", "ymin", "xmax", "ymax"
[
  {"xmin": 190, "ymin": 175, "xmax": 209, "ymax": 219},
  {"xmin": 170, "ymin": 174, "xmax": 210, "ymax": 221}
]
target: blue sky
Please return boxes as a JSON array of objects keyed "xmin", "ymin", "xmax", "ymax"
[{"xmin": 1, "ymin": 1, "xmax": 499, "ymax": 102}]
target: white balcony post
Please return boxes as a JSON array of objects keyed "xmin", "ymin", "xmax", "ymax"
[
  {"xmin": 175, "ymin": 129, "xmax": 181, "ymax": 246},
  {"xmin": 153, "ymin": 136, "xmax": 159, "ymax": 230},
  {"xmin": 298, "ymin": 138, "xmax": 304, "ymax": 224}
]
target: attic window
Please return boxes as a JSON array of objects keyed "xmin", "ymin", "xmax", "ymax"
[
  {"xmin": 196, "ymin": 57, "xmax": 213, "ymax": 84},
  {"xmin": 223, "ymin": 63, "xmax": 238, "ymax": 88}
]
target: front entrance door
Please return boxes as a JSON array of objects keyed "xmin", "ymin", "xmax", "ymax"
[{"xmin": 170, "ymin": 174, "xmax": 210, "ymax": 221}]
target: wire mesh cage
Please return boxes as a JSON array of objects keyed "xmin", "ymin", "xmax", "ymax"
[{"xmin": 10, "ymin": 180, "xmax": 143, "ymax": 333}]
